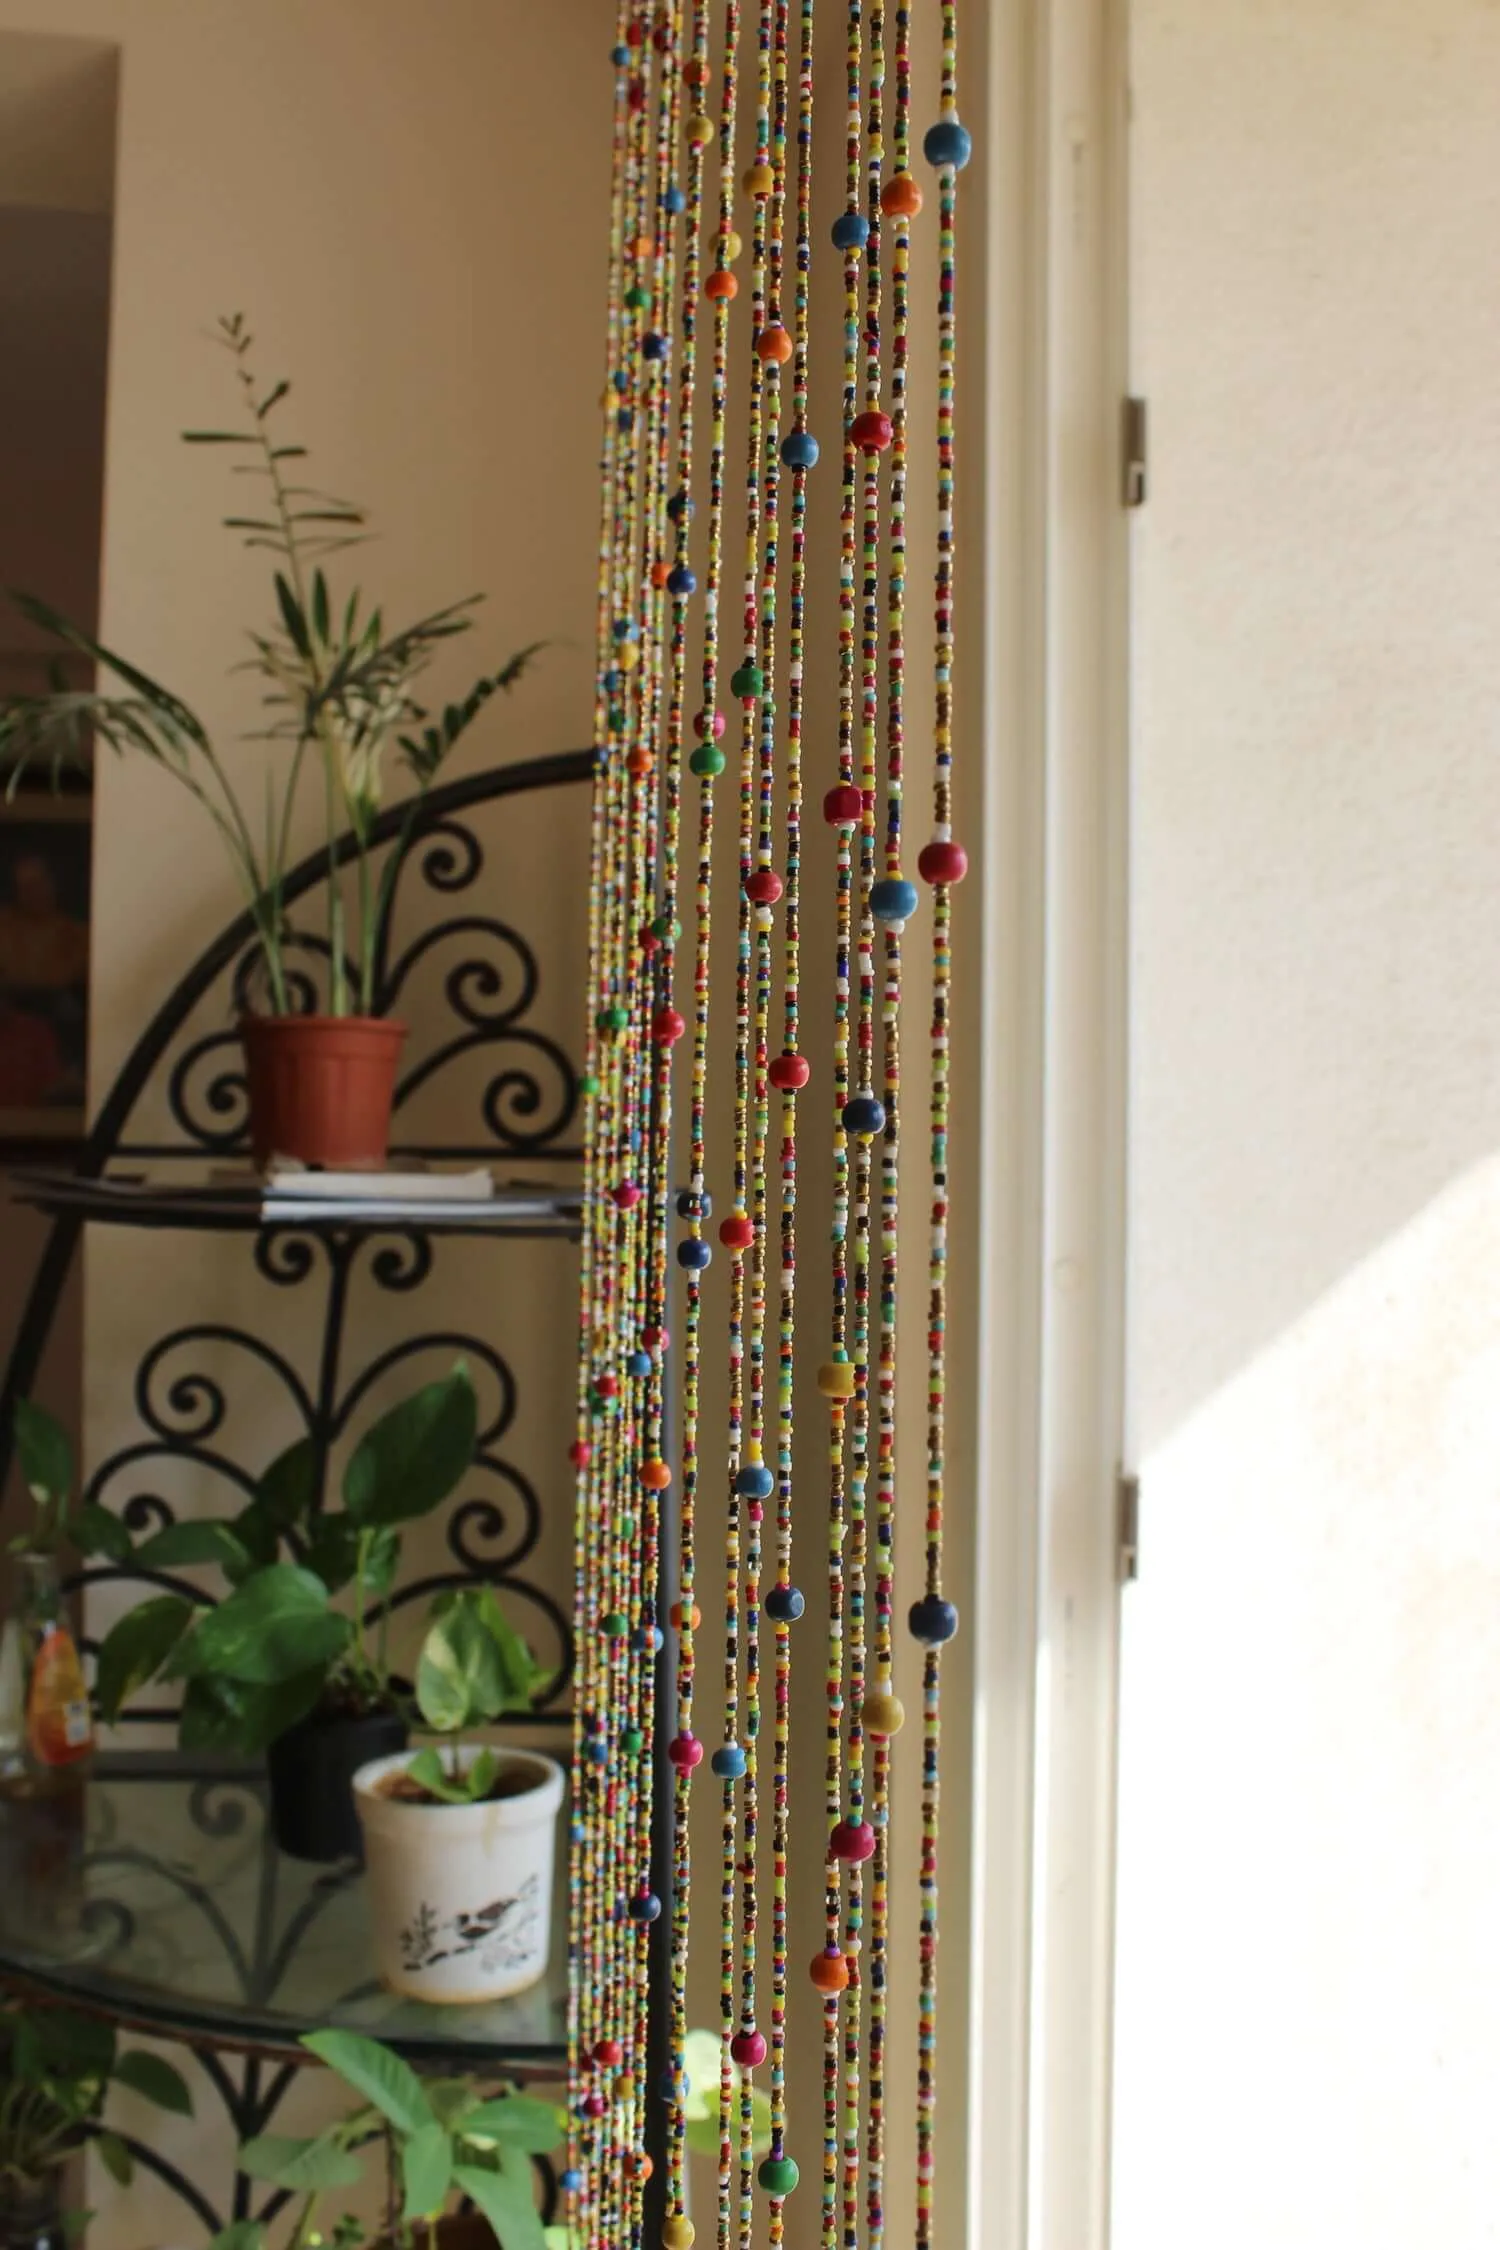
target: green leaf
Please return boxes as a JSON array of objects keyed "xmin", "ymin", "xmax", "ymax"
[
  {"xmin": 95, "ymin": 1596, "xmax": 196, "ymax": 1721},
  {"xmin": 453, "ymin": 2160, "xmax": 545, "ymax": 2250},
  {"xmin": 13, "ymin": 1397, "xmax": 73, "ymax": 1509},
  {"xmin": 228, "ymin": 1501, "xmax": 278, "ymax": 1579},
  {"xmin": 311, "ymin": 569, "xmax": 330, "ymax": 646},
  {"xmin": 256, "ymin": 380, "xmax": 291, "ymax": 418},
  {"xmin": 178, "ymin": 1669, "xmax": 324, "ymax": 1755},
  {"xmin": 168, "ymin": 1564, "xmax": 351, "ymax": 1685},
  {"xmin": 95, "ymin": 2131, "xmax": 133, "ymax": 2187},
  {"xmin": 254, "ymin": 1434, "xmax": 319, "ymax": 1532},
  {"xmin": 27, "ymin": 2006, "xmax": 115, "ymax": 2081},
  {"xmin": 181, "ymin": 430, "xmax": 259, "ymax": 444},
  {"xmin": 402, "ymin": 2120, "xmax": 454, "ymax": 2220},
  {"xmin": 132, "ymin": 1521, "xmax": 250, "ymax": 1575},
  {"xmin": 300, "ymin": 2031, "xmax": 433, "ymax": 2135},
  {"xmin": 274, "ymin": 573, "xmax": 311, "ymax": 658},
  {"xmin": 207, "ymin": 2225, "xmax": 267, "ymax": 2250},
  {"xmin": 405, "ymin": 1745, "xmax": 476, "ymax": 1804},
  {"xmin": 302, "ymin": 1513, "xmax": 362, "ymax": 1596},
  {"xmin": 112, "ymin": 2049, "xmax": 193, "ymax": 2117},
  {"xmin": 238, "ymin": 2132, "xmax": 363, "ymax": 2191},
  {"xmin": 71, "ymin": 1502, "xmax": 133, "ymax": 1564},
  {"xmin": 342, "ymin": 1367, "xmax": 477, "ymax": 1528},
  {"xmin": 460, "ymin": 2095, "xmax": 565, "ymax": 2154}
]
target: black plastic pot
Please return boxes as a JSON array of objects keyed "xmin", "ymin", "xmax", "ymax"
[
  {"xmin": 0, "ymin": 2173, "xmax": 65, "ymax": 2250},
  {"xmin": 266, "ymin": 1703, "xmax": 408, "ymax": 1864}
]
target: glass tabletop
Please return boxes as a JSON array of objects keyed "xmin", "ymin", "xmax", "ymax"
[{"xmin": 0, "ymin": 1754, "xmax": 567, "ymax": 2066}]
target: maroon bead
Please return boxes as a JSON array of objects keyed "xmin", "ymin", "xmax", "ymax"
[
  {"xmin": 582, "ymin": 2092, "xmax": 607, "ymax": 2120},
  {"xmin": 824, "ymin": 783, "xmax": 863, "ymax": 827},
  {"xmin": 719, "ymin": 1213, "xmax": 754, "ymax": 1252},
  {"xmin": 694, "ymin": 708, "xmax": 727, "ymax": 739},
  {"xmin": 850, "ymin": 409, "xmax": 894, "ymax": 453},
  {"xmin": 730, "ymin": 2028, "xmax": 767, "ymax": 2069},
  {"xmin": 642, "ymin": 1324, "xmax": 669, "ymax": 1350},
  {"xmin": 745, "ymin": 867, "xmax": 783, "ymax": 905},
  {"xmin": 768, "ymin": 1051, "xmax": 810, "ymax": 1091},
  {"xmin": 593, "ymin": 2037, "xmax": 623, "ymax": 2067},
  {"xmin": 668, "ymin": 1731, "xmax": 704, "ymax": 1771},
  {"xmin": 596, "ymin": 1372, "xmax": 619, "ymax": 1399},
  {"xmin": 830, "ymin": 1818, "xmax": 877, "ymax": 1864},
  {"xmin": 653, "ymin": 1007, "xmax": 686, "ymax": 1046},
  {"xmin": 918, "ymin": 837, "xmax": 969, "ymax": 886},
  {"xmin": 612, "ymin": 1183, "xmax": 642, "ymax": 1211},
  {"xmin": 568, "ymin": 1439, "xmax": 592, "ymax": 1469}
]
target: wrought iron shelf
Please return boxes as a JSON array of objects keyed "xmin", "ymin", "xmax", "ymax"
[
  {"xmin": 0, "ymin": 1753, "xmax": 568, "ymax": 2069},
  {"xmin": 8, "ymin": 1169, "xmax": 584, "ymax": 1243}
]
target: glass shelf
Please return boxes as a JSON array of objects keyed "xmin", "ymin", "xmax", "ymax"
[
  {"xmin": 0, "ymin": 1754, "xmax": 567, "ymax": 2068},
  {"xmin": 8, "ymin": 1169, "xmax": 583, "ymax": 1241}
]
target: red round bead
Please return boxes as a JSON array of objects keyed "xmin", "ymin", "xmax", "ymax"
[
  {"xmin": 593, "ymin": 2038, "xmax": 623, "ymax": 2068},
  {"xmin": 627, "ymin": 77, "xmax": 646, "ymax": 112},
  {"xmin": 744, "ymin": 868, "xmax": 783, "ymax": 905},
  {"xmin": 596, "ymin": 1372, "xmax": 619, "ymax": 1399},
  {"xmin": 830, "ymin": 1818, "xmax": 877, "ymax": 1864},
  {"xmin": 683, "ymin": 57, "xmax": 710, "ymax": 88},
  {"xmin": 768, "ymin": 1051, "xmax": 810, "ymax": 1091},
  {"xmin": 719, "ymin": 1213, "xmax": 754, "ymax": 1252},
  {"xmin": 653, "ymin": 1007, "xmax": 686, "ymax": 1046},
  {"xmin": 568, "ymin": 1440, "xmax": 592, "ymax": 1469},
  {"xmin": 642, "ymin": 1325, "xmax": 667, "ymax": 1350},
  {"xmin": 730, "ymin": 2028, "xmax": 767, "ymax": 2069},
  {"xmin": 694, "ymin": 708, "xmax": 726, "ymax": 740},
  {"xmin": 824, "ymin": 783, "xmax": 864, "ymax": 827},
  {"xmin": 611, "ymin": 1184, "xmax": 641, "ymax": 1212},
  {"xmin": 850, "ymin": 409, "xmax": 893, "ymax": 453},
  {"xmin": 668, "ymin": 1731, "xmax": 703, "ymax": 1770},
  {"xmin": 650, "ymin": 560, "xmax": 670, "ymax": 589},
  {"xmin": 918, "ymin": 837, "xmax": 969, "ymax": 886},
  {"xmin": 756, "ymin": 324, "xmax": 794, "ymax": 365}
]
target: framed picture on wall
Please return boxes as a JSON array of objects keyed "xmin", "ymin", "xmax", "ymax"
[{"xmin": 0, "ymin": 793, "xmax": 91, "ymax": 1146}]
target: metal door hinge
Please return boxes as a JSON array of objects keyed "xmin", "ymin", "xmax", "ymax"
[
  {"xmin": 1117, "ymin": 1470, "xmax": 1140, "ymax": 1583},
  {"xmin": 1122, "ymin": 397, "xmax": 1148, "ymax": 508}
]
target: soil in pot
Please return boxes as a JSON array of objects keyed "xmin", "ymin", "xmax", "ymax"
[
  {"xmin": 240, "ymin": 1014, "xmax": 407, "ymax": 1170},
  {"xmin": 374, "ymin": 1760, "xmax": 538, "ymax": 1807},
  {"xmin": 267, "ymin": 1699, "xmax": 408, "ymax": 1863}
]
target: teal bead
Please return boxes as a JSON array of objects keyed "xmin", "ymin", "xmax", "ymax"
[{"xmin": 757, "ymin": 2157, "xmax": 799, "ymax": 2196}]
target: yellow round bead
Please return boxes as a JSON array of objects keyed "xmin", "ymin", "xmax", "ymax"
[
  {"xmin": 663, "ymin": 2222, "xmax": 696, "ymax": 2250},
  {"xmin": 818, "ymin": 1359, "xmax": 857, "ymax": 1400},
  {"xmin": 687, "ymin": 113, "xmax": 715, "ymax": 148},
  {"xmin": 862, "ymin": 1690, "xmax": 906, "ymax": 1738},
  {"xmin": 617, "ymin": 640, "xmax": 641, "ymax": 672},
  {"xmin": 742, "ymin": 161, "xmax": 775, "ymax": 197},
  {"xmin": 723, "ymin": 230, "xmax": 744, "ymax": 262}
]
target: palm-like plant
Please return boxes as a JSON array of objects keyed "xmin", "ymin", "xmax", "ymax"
[{"xmin": 0, "ymin": 315, "xmax": 541, "ymax": 1016}]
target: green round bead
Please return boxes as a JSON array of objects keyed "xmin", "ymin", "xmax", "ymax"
[
  {"xmin": 625, "ymin": 284, "xmax": 650, "ymax": 311},
  {"xmin": 604, "ymin": 1611, "xmax": 630, "ymax": 1637},
  {"xmin": 730, "ymin": 662, "xmax": 764, "ymax": 699},
  {"xmin": 757, "ymin": 2157, "xmax": 799, "ymax": 2197},
  {"xmin": 690, "ymin": 743, "xmax": 726, "ymax": 777},
  {"xmin": 652, "ymin": 916, "xmax": 682, "ymax": 942},
  {"xmin": 621, "ymin": 1727, "xmax": 644, "ymax": 1756},
  {"xmin": 579, "ymin": 1074, "xmax": 600, "ymax": 1097}
]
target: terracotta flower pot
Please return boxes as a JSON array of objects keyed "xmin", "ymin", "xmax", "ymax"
[{"xmin": 240, "ymin": 1014, "xmax": 407, "ymax": 1170}]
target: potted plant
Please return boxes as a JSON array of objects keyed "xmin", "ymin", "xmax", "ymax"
[
  {"xmin": 211, "ymin": 2029, "xmax": 560, "ymax": 2250},
  {"xmin": 353, "ymin": 1587, "xmax": 563, "ymax": 2005},
  {"xmin": 0, "ymin": 314, "xmax": 543, "ymax": 1169},
  {"xmin": 91, "ymin": 1365, "xmax": 479, "ymax": 1863},
  {"xmin": 0, "ymin": 1998, "xmax": 192, "ymax": 2250}
]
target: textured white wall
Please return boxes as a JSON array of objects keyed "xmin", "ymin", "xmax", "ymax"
[{"xmin": 1116, "ymin": 2, "xmax": 1500, "ymax": 2244}]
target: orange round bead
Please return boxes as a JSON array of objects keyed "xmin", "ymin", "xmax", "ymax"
[
  {"xmin": 756, "ymin": 324, "xmax": 793, "ymax": 366},
  {"xmin": 640, "ymin": 1459, "xmax": 673, "ymax": 1490},
  {"xmin": 880, "ymin": 172, "xmax": 924, "ymax": 219},
  {"xmin": 809, "ymin": 1949, "xmax": 850, "ymax": 1994},
  {"xmin": 650, "ymin": 560, "xmax": 671, "ymax": 588},
  {"xmin": 624, "ymin": 2153, "xmax": 653, "ymax": 2183},
  {"xmin": 633, "ymin": 232, "xmax": 656, "ymax": 258},
  {"xmin": 627, "ymin": 747, "xmax": 653, "ymax": 779},
  {"xmin": 704, "ymin": 270, "xmax": 738, "ymax": 302},
  {"xmin": 670, "ymin": 1600, "xmax": 702, "ymax": 1630}
]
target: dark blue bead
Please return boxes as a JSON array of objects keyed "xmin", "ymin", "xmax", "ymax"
[
  {"xmin": 561, "ymin": 2170, "xmax": 584, "ymax": 2196},
  {"xmin": 909, "ymin": 1594, "xmax": 960, "ymax": 1645},
  {"xmin": 667, "ymin": 564, "xmax": 698, "ymax": 595},
  {"xmin": 587, "ymin": 1739, "xmax": 609, "ymax": 1766},
  {"xmin": 677, "ymin": 1186, "xmax": 712, "ymax": 1219},
  {"xmin": 666, "ymin": 488, "xmax": 695, "ymax": 522},
  {"xmin": 870, "ymin": 876, "xmax": 919, "ymax": 924},
  {"xmin": 678, "ymin": 1235, "xmax": 713, "ymax": 1270},
  {"xmin": 616, "ymin": 408, "xmax": 634, "ymax": 433},
  {"xmin": 923, "ymin": 117, "xmax": 973, "ymax": 170},
  {"xmin": 780, "ymin": 430, "xmax": 820, "ymax": 470},
  {"xmin": 642, "ymin": 330, "xmax": 669, "ymax": 362},
  {"xmin": 711, "ymin": 1742, "xmax": 747, "ymax": 1779},
  {"xmin": 603, "ymin": 668, "xmax": 622, "ymax": 693},
  {"xmin": 614, "ymin": 617, "xmax": 638, "ymax": 642},
  {"xmin": 764, "ymin": 1584, "xmax": 805, "ymax": 1624},
  {"xmin": 628, "ymin": 1351, "xmax": 652, "ymax": 1378},
  {"xmin": 735, "ymin": 1462, "xmax": 775, "ymax": 1501},
  {"xmin": 628, "ymin": 1890, "xmax": 662, "ymax": 1924},
  {"xmin": 842, "ymin": 1092, "xmax": 887, "ymax": 1136},
  {"xmin": 663, "ymin": 184, "xmax": 686, "ymax": 213},
  {"xmin": 832, "ymin": 210, "xmax": 871, "ymax": 250},
  {"xmin": 611, "ymin": 44, "xmax": 629, "ymax": 66}
]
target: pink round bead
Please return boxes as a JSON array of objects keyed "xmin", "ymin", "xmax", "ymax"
[
  {"xmin": 612, "ymin": 1182, "xmax": 642, "ymax": 1211},
  {"xmin": 730, "ymin": 2028, "xmax": 767, "ymax": 2069},
  {"xmin": 669, "ymin": 1731, "xmax": 704, "ymax": 1771},
  {"xmin": 694, "ymin": 709, "xmax": 727, "ymax": 740},
  {"xmin": 830, "ymin": 1819, "xmax": 877, "ymax": 1864}
]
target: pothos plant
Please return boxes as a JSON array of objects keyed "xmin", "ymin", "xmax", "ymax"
[
  {"xmin": 90, "ymin": 1365, "xmax": 479, "ymax": 1752},
  {"xmin": 404, "ymin": 1584, "xmax": 545, "ymax": 1804},
  {"xmin": 0, "ymin": 1998, "xmax": 192, "ymax": 2210},
  {"xmin": 0, "ymin": 314, "xmax": 542, "ymax": 1018},
  {"xmin": 209, "ymin": 2030, "xmax": 561, "ymax": 2250},
  {"xmin": 4, "ymin": 1399, "xmax": 134, "ymax": 1563}
]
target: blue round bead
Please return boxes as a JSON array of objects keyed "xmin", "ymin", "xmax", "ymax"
[
  {"xmin": 843, "ymin": 1092, "xmax": 887, "ymax": 1136},
  {"xmin": 587, "ymin": 1739, "xmax": 609, "ymax": 1766},
  {"xmin": 666, "ymin": 488, "xmax": 695, "ymax": 522},
  {"xmin": 614, "ymin": 617, "xmax": 638, "ymax": 642},
  {"xmin": 634, "ymin": 1625, "xmax": 665, "ymax": 1653},
  {"xmin": 832, "ymin": 210, "xmax": 871, "ymax": 250},
  {"xmin": 909, "ymin": 1594, "xmax": 960, "ymax": 1645},
  {"xmin": 923, "ymin": 116, "xmax": 973, "ymax": 170},
  {"xmin": 678, "ymin": 1235, "xmax": 713, "ymax": 1271},
  {"xmin": 616, "ymin": 408, "xmax": 634, "ymax": 433},
  {"xmin": 611, "ymin": 44, "xmax": 629, "ymax": 66},
  {"xmin": 612, "ymin": 369, "xmax": 630, "ymax": 392},
  {"xmin": 663, "ymin": 184, "xmax": 687, "ymax": 213},
  {"xmin": 870, "ymin": 876, "xmax": 919, "ymax": 925},
  {"xmin": 781, "ymin": 430, "xmax": 820, "ymax": 470},
  {"xmin": 642, "ymin": 330, "xmax": 669, "ymax": 362},
  {"xmin": 628, "ymin": 1350, "xmax": 652, "ymax": 1378},
  {"xmin": 711, "ymin": 1742, "xmax": 748, "ymax": 1779},
  {"xmin": 677, "ymin": 1185, "xmax": 711, "ymax": 1219},
  {"xmin": 668, "ymin": 564, "xmax": 698, "ymax": 595},
  {"xmin": 735, "ymin": 1462, "xmax": 775, "ymax": 1501},
  {"xmin": 561, "ymin": 2170, "xmax": 584, "ymax": 2196},
  {"xmin": 603, "ymin": 668, "xmax": 622, "ymax": 694},
  {"xmin": 660, "ymin": 2071, "xmax": 683, "ymax": 2102},
  {"xmin": 764, "ymin": 1584, "xmax": 805, "ymax": 1624},
  {"xmin": 628, "ymin": 1890, "xmax": 662, "ymax": 1924}
]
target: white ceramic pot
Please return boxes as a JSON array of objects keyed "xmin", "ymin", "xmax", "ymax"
[{"xmin": 352, "ymin": 1746, "xmax": 566, "ymax": 2003}]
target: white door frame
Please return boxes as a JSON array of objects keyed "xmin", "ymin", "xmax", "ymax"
[{"xmin": 962, "ymin": 0, "xmax": 1132, "ymax": 2244}]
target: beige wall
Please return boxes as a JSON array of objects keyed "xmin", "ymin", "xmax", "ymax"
[{"xmin": 1116, "ymin": 1, "xmax": 1500, "ymax": 2243}]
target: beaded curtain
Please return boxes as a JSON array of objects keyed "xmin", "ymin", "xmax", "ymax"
[{"xmin": 569, "ymin": 5, "xmax": 971, "ymax": 2247}]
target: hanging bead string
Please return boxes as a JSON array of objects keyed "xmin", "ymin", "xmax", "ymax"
[
  {"xmin": 815, "ymin": 6, "xmax": 863, "ymax": 2248},
  {"xmin": 914, "ymin": 9, "xmax": 971, "ymax": 2245}
]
